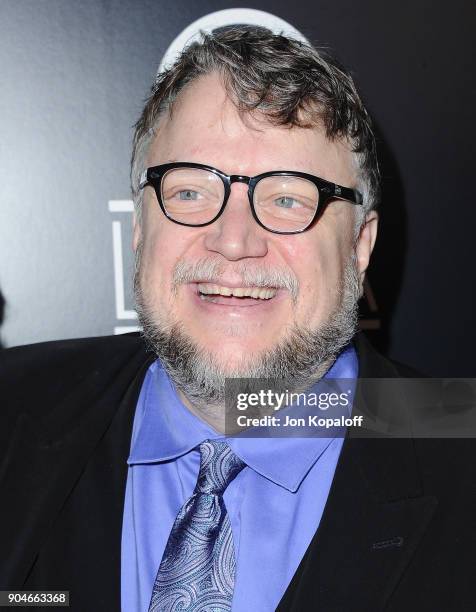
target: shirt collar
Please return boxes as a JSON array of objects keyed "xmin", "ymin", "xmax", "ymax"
[
  {"xmin": 127, "ymin": 362, "xmax": 221, "ymax": 464},
  {"xmin": 128, "ymin": 343, "xmax": 358, "ymax": 493}
]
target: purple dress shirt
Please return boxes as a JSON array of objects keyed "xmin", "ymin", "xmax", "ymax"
[{"xmin": 121, "ymin": 344, "xmax": 358, "ymax": 611}]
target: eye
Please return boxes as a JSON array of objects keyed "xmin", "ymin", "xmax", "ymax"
[
  {"xmin": 178, "ymin": 190, "xmax": 201, "ymax": 201},
  {"xmin": 274, "ymin": 196, "xmax": 300, "ymax": 208}
]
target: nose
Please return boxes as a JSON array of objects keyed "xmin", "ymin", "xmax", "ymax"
[{"xmin": 203, "ymin": 182, "xmax": 268, "ymax": 261}]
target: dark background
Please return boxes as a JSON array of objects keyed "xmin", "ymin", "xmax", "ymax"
[{"xmin": 0, "ymin": 0, "xmax": 474, "ymax": 376}]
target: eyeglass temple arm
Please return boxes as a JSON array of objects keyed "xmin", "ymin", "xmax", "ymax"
[{"xmin": 332, "ymin": 184, "xmax": 363, "ymax": 205}]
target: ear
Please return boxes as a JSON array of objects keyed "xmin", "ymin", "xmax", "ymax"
[
  {"xmin": 355, "ymin": 210, "xmax": 379, "ymax": 290},
  {"xmin": 132, "ymin": 210, "xmax": 142, "ymax": 252}
]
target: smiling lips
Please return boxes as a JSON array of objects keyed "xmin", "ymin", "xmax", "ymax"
[{"xmin": 197, "ymin": 283, "xmax": 278, "ymax": 301}]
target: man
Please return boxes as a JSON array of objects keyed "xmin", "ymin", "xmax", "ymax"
[{"xmin": 0, "ymin": 26, "xmax": 474, "ymax": 612}]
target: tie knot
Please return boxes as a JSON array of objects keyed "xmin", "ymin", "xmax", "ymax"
[{"xmin": 194, "ymin": 439, "xmax": 245, "ymax": 496}]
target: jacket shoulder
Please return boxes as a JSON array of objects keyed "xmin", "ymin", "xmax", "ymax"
[
  {"xmin": 0, "ymin": 333, "xmax": 146, "ymax": 377},
  {"xmin": 0, "ymin": 333, "xmax": 150, "ymax": 427},
  {"xmin": 354, "ymin": 332, "xmax": 424, "ymax": 378}
]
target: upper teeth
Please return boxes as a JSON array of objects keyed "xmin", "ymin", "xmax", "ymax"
[{"xmin": 197, "ymin": 283, "xmax": 277, "ymax": 299}]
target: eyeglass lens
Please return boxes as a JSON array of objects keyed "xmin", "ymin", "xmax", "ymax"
[{"xmin": 160, "ymin": 168, "xmax": 320, "ymax": 232}]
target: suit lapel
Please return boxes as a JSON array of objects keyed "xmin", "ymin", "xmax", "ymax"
[
  {"xmin": 0, "ymin": 349, "xmax": 153, "ymax": 590},
  {"xmin": 277, "ymin": 439, "xmax": 437, "ymax": 611},
  {"xmin": 277, "ymin": 334, "xmax": 438, "ymax": 611}
]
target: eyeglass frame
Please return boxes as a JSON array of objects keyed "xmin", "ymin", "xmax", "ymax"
[{"xmin": 139, "ymin": 162, "xmax": 363, "ymax": 235}]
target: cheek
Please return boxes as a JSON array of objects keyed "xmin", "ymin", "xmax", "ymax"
[
  {"xmin": 138, "ymin": 215, "xmax": 207, "ymax": 312},
  {"xmin": 138, "ymin": 224, "xmax": 181, "ymax": 297},
  {"xmin": 284, "ymin": 231, "xmax": 351, "ymax": 318}
]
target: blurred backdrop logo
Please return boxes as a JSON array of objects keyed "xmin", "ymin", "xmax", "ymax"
[
  {"xmin": 108, "ymin": 8, "xmax": 380, "ymax": 335},
  {"xmin": 158, "ymin": 8, "xmax": 309, "ymax": 71}
]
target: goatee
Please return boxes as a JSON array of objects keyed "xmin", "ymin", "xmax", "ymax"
[{"xmin": 134, "ymin": 249, "xmax": 361, "ymax": 413}]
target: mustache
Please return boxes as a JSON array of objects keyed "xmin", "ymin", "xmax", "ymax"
[{"xmin": 172, "ymin": 257, "xmax": 299, "ymax": 301}]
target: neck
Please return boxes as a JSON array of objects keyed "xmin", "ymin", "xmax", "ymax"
[{"xmin": 177, "ymin": 388, "xmax": 227, "ymax": 433}]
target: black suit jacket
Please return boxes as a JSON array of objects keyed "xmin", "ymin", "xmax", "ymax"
[{"xmin": 0, "ymin": 332, "xmax": 474, "ymax": 611}]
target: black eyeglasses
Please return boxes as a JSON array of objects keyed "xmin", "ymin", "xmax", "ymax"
[{"xmin": 139, "ymin": 162, "xmax": 363, "ymax": 235}]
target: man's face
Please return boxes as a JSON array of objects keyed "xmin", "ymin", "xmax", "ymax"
[{"xmin": 134, "ymin": 73, "xmax": 377, "ymax": 402}]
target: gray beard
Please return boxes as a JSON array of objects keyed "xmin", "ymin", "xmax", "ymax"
[{"xmin": 134, "ymin": 252, "xmax": 361, "ymax": 413}]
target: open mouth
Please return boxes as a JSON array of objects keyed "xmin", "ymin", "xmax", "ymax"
[{"xmin": 195, "ymin": 282, "xmax": 279, "ymax": 306}]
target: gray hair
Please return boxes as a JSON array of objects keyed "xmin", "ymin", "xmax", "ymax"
[{"xmin": 131, "ymin": 25, "xmax": 380, "ymax": 227}]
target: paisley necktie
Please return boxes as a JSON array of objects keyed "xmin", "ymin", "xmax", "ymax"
[{"xmin": 148, "ymin": 439, "xmax": 246, "ymax": 612}]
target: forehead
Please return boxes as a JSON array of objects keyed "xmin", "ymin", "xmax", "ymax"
[{"xmin": 148, "ymin": 73, "xmax": 356, "ymax": 185}]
